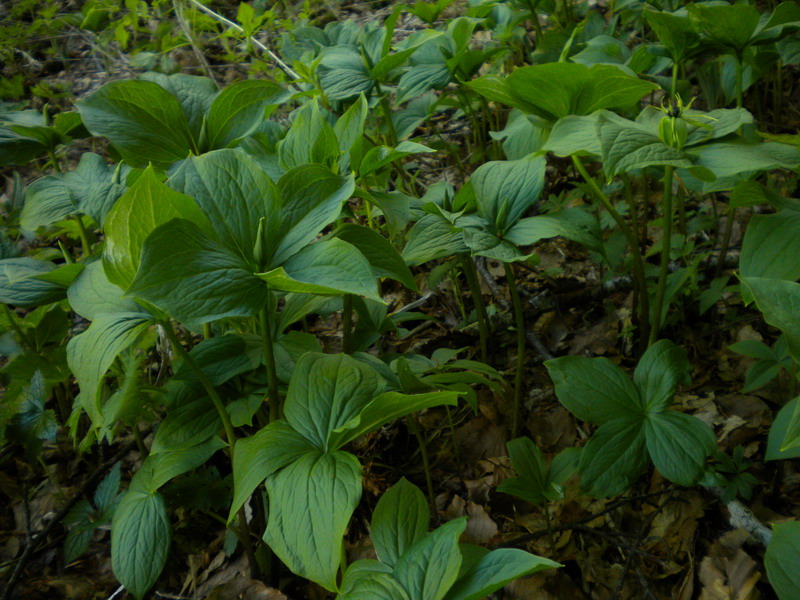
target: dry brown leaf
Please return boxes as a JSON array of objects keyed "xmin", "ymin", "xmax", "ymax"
[
  {"xmin": 202, "ymin": 578, "xmax": 288, "ymax": 600},
  {"xmin": 698, "ymin": 530, "xmax": 761, "ymax": 600}
]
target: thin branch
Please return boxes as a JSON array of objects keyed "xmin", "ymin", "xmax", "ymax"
[{"xmin": 184, "ymin": 0, "xmax": 300, "ymax": 83}]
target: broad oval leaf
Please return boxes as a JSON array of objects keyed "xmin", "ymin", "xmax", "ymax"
[
  {"xmin": 545, "ymin": 355, "xmax": 643, "ymax": 425},
  {"xmin": 0, "ymin": 258, "xmax": 67, "ymax": 308},
  {"xmin": 333, "ymin": 223, "xmax": 417, "ymax": 290},
  {"xmin": 77, "ymin": 79, "xmax": 195, "ymax": 167},
  {"xmin": 104, "ymin": 166, "xmax": 212, "ymax": 288},
  {"xmin": 283, "ymin": 352, "xmax": 382, "ymax": 450},
  {"xmin": 470, "ymin": 156, "xmax": 545, "ymax": 233},
  {"xmin": 68, "ymin": 261, "xmax": 143, "ymax": 320},
  {"xmin": 111, "ymin": 490, "xmax": 171, "ymax": 600},
  {"xmin": 444, "ymin": 548, "xmax": 559, "ymax": 600},
  {"xmin": 393, "ymin": 517, "xmax": 466, "ymax": 600},
  {"xmin": 256, "ymin": 238, "xmax": 381, "ymax": 302},
  {"xmin": 206, "ymin": 79, "xmax": 290, "ymax": 149},
  {"xmin": 371, "ymin": 478, "xmax": 429, "ymax": 567},
  {"xmin": 578, "ymin": 416, "xmax": 648, "ymax": 497},
  {"xmin": 228, "ymin": 421, "xmax": 316, "ymax": 522},
  {"xmin": 644, "ymin": 411, "xmax": 716, "ymax": 486},
  {"xmin": 128, "ymin": 218, "xmax": 267, "ymax": 325},
  {"xmin": 264, "ymin": 450, "xmax": 362, "ymax": 592},
  {"xmin": 633, "ymin": 339, "xmax": 692, "ymax": 413},
  {"xmin": 764, "ymin": 521, "xmax": 800, "ymax": 600}
]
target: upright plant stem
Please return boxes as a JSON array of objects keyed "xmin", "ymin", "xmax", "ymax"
[
  {"xmin": 73, "ymin": 216, "xmax": 92, "ymax": 257},
  {"xmin": 649, "ymin": 166, "xmax": 675, "ymax": 346},
  {"xmin": 260, "ymin": 306, "xmax": 282, "ymax": 422},
  {"xmin": 160, "ymin": 321, "xmax": 260, "ymax": 577},
  {"xmin": 460, "ymin": 255, "xmax": 489, "ymax": 362},
  {"xmin": 342, "ymin": 294, "xmax": 353, "ymax": 354},
  {"xmin": 735, "ymin": 56, "xmax": 744, "ymax": 109},
  {"xmin": 504, "ymin": 262, "xmax": 526, "ymax": 439},
  {"xmin": 406, "ymin": 415, "xmax": 436, "ymax": 514},
  {"xmin": 162, "ymin": 320, "xmax": 237, "ymax": 448},
  {"xmin": 573, "ymin": 156, "xmax": 650, "ymax": 346}
]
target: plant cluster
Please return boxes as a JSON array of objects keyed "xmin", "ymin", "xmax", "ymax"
[{"xmin": 2, "ymin": 0, "xmax": 800, "ymax": 598}]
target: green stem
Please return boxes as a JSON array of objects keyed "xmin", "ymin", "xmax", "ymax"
[
  {"xmin": 504, "ymin": 262, "xmax": 525, "ymax": 439},
  {"xmin": 162, "ymin": 320, "xmax": 237, "ymax": 448},
  {"xmin": 649, "ymin": 166, "xmax": 674, "ymax": 346},
  {"xmin": 342, "ymin": 294, "xmax": 353, "ymax": 354},
  {"xmin": 460, "ymin": 256, "xmax": 489, "ymax": 363},
  {"xmin": 671, "ymin": 59, "xmax": 679, "ymax": 96},
  {"xmin": 47, "ymin": 149, "xmax": 61, "ymax": 174},
  {"xmin": 261, "ymin": 306, "xmax": 282, "ymax": 422},
  {"xmin": 735, "ymin": 55, "xmax": 744, "ymax": 108},
  {"xmin": 73, "ymin": 215, "xmax": 92, "ymax": 257},
  {"xmin": 406, "ymin": 415, "xmax": 436, "ymax": 515},
  {"xmin": 203, "ymin": 322, "xmax": 212, "ymax": 340},
  {"xmin": 3, "ymin": 304, "xmax": 33, "ymax": 351},
  {"xmin": 573, "ymin": 156, "xmax": 650, "ymax": 346}
]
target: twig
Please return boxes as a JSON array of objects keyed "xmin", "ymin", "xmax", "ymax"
[
  {"xmin": 173, "ymin": 0, "xmax": 220, "ymax": 87},
  {"xmin": 710, "ymin": 487, "xmax": 772, "ymax": 547},
  {"xmin": 184, "ymin": 0, "xmax": 300, "ymax": 83},
  {"xmin": 500, "ymin": 488, "xmax": 675, "ymax": 548},
  {"xmin": 0, "ymin": 438, "xmax": 140, "ymax": 600}
]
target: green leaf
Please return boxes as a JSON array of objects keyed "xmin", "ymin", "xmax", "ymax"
[
  {"xmin": 371, "ymin": 478, "xmax": 429, "ymax": 567},
  {"xmin": 68, "ymin": 262, "xmax": 143, "ymax": 320},
  {"xmin": 644, "ymin": 411, "xmax": 716, "ymax": 486},
  {"xmin": 402, "ymin": 214, "xmax": 469, "ymax": 265},
  {"xmin": 444, "ymin": 548, "xmax": 559, "ymax": 600},
  {"xmin": 505, "ymin": 63, "xmax": 657, "ymax": 121},
  {"xmin": 271, "ymin": 166, "xmax": 354, "ymax": 266},
  {"xmin": 335, "ymin": 94, "xmax": 369, "ymax": 153},
  {"xmin": 172, "ymin": 333, "xmax": 260, "ymax": 387},
  {"xmin": 741, "ymin": 277, "xmax": 800, "ymax": 363},
  {"xmin": 77, "ymin": 79, "xmax": 195, "ymax": 167},
  {"xmin": 393, "ymin": 517, "xmax": 466, "ymax": 600},
  {"xmin": 633, "ymin": 339, "xmax": 691, "ymax": 412},
  {"xmin": 169, "ymin": 149, "xmax": 279, "ymax": 263},
  {"xmin": 766, "ymin": 397, "xmax": 800, "ymax": 460},
  {"xmin": 684, "ymin": 141, "xmax": 800, "ymax": 192},
  {"xmin": 470, "ymin": 156, "xmax": 545, "ymax": 232},
  {"xmin": 542, "ymin": 114, "xmax": 601, "ymax": 157},
  {"xmin": 545, "ymin": 355, "xmax": 643, "ymax": 425},
  {"xmin": 688, "ymin": 3, "xmax": 761, "ymax": 53},
  {"xmin": 497, "ymin": 437, "xmax": 549, "ymax": 505},
  {"xmin": 128, "ymin": 218, "xmax": 267, "ymax": 324},
  {"xmin": 265, "ymin": 450, "xmax": 362, "ymax": 591},
  {"xmin": 596, "ymin": 111, "xmax": 693, "ymax": 178},
  {"xmin": 283, "ymin": 352, "xmax": 382, "ymax": 450},
  {"xmin": 20, "ymin": 175, "xmax": 74, "ymax": 231},
  {"xmin": 359, "ymin": 141, "xmax": 434, "ymax": 176},
  {"xmin": 66, "ymin": 312, "xmax": 154, "ymax": 425},
  {"xmin": 339, "ymin": 561, "xmax": 410, "ymax": 600},
  {"xmin": 504, "ymin": 209, "xmax": 604, "ymax": 256},
  {"xmin": 256, "ymin": 238, "xmax": 381, "ymax": 301},
  {"xmin": 278, "ymin": 100, "xmax": 340, "ymax": 171},
  {"xmin": 578, "ymin": 416, "xmax": 648, "ymax": 497},
  {"xmin": 329, "ymin": 390, "xmax": 460, "ymax": 450},
  {"xmin": 740, "ymin": 211, "xmax": 800, "ymax": 282},
  {"xmin": 150, "ymin": 398, "xmax": 220, "ymax": 454},
  {"xmin": 139, "ymin": 72, "xmax": 218, "ymax": 134},
  {"xmin": 21, "ymin": 153, "xmax": 126, "ymax": 230},
  {"xmin": 319, "ymin": 47, "xmax": 374, "ymax": 102},
  {"xmin": 643, "ymin": 8, "xmax": 700, "ymax": 61},
  {"xmin": 0, "ymin": 258, "xmax": 67, "ymax": 308},
  {"xmin": 229, "ymin": 420, "xmax": 316, "ymax": 522},
  {"xmin": 333, "ymin": 224, "xmax": 417, "ymax": 290},
  {"xmin": 135, "ymin": 436, "xmax": 226, "ymax": 492},
  {"xmin": 206, "ymin": 79, "xmax": 289, "ymax": 149},
  {"xmin": 104, "ymin": 165, "xmax": 212, "ymax": 288},
  {"xmin": 111, "ymin": 490, "xmax": 171, "ymax": 600},
  {"xmin": 765, "ymin": 521, "xmax": 800, "ymax": 600}
]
